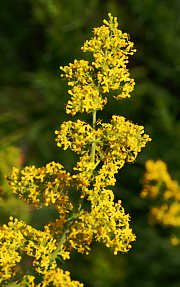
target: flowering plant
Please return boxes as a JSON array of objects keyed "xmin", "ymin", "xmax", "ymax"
[{"xmin": 0, "ymin": 14, "xmax": 151, "ymax": 286}]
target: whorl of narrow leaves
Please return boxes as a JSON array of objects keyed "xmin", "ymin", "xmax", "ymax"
[{"xmin": 2, "ymin": 13, "xmax": 151, "ymax": 286}]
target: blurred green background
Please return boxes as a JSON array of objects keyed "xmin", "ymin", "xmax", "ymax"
[{"xmin": 0, "ymin": 0, "xmax": 180, "ymax": 286}]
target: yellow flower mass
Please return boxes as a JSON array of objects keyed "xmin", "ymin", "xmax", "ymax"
[
  {"xmin": 60, "ymin": 13, "xmax": 136, "ymax": 116},
  {"xmin": 141, "ymin": 160, "xmax": 180, "ymax": 227},
  {"xmin": 2, "ymin": 13, "xmax": 151, "ymax": 286}
]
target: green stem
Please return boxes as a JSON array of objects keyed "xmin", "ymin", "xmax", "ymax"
[
  {"xmin": 91, "ymin": 110, "xmax": 97, "ymax": 163},
  {"xmin": 51, "ymin": 111, "xmax": 97, "ymax": 262},
  {"xmin": 50, "ymin": 219, "xmax": 74, "ymax": 261}
]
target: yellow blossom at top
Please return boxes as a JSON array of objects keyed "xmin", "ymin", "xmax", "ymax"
[{"xmin": 60, "ymin": 13, "xmax": 136, "ymax": 115}]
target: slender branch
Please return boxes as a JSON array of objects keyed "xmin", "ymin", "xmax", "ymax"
[{"xmin": 50, "ymin": 219, "xmax": 75, "ymax": 261}]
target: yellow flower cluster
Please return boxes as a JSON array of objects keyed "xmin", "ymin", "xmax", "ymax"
[
  {"xmin": 55, "ymin": 115, "xmax": 151, "ymax": 196},
  {"xmin": 7, "ymin": 161, "xmax": 73, "ymax": 213},
  {"xmin": 0, "ymin": 217, "xmax": 57, "ymax": 284},
  {"xmin": 170, "ymin": 234, "xmax": 180, "ymax": 246},
  {"xmin": 60, "ymin": 13, "xmax": 136, "ymax": 116},
  {"xmin": 20, "ymin": 269, "xmax": 83, "ymax": 287},
  {"xmin": 61, "ymin": 60, "xmax": 107, "ymax": 115},
  {"xmin": 3, "ymin": 14, "xmax": 151, "ymax": 286},
  {"xmin": 55, "ymin": 120, "xmax": 94, "ymax": 153},
  {"xmin": 68, "ymin": 188, "xmax": 136, "ymax": 255},
  {"xmin": 89, "ymin": 189, "xmax": 135, "ymax": 254},
  {"xmin": 0, "ymin": 218, "xmax": 24, "ymax": 282},
  {"xmin": 82, "ymin": 14, "xmax": 136, "ymax": 98},
  {"xmin": 72, "ymin": 154, "xmax": 97, "ymax": 196},
  {"xmin": 95, "ymin": 115, "xmax": 151, "ymax": 166},
  {"xmin": 0, "ymin": 217, "xmax": 83, "ymax": 286},
  {"xmin": 141, "ymin": 160, "xmax": 180, "ymax": 227},
  {"xmin": 56, "ymin": 116, "xmax": 150, "ymax": 163},
  {"xmin": 40, "ymin": 269, "xmax": 83, "ymax": 287}
]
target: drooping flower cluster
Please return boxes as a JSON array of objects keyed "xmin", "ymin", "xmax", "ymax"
[{"xmin": 2, "ymin": 14, "xmax": 151, "ymax": 286}]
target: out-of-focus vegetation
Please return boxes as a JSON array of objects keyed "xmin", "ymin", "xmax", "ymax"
[
  {"xmin": 0, "ymin": 146, "xmax": 30, "ymax": 223},
  {"xmin": 0, "ymin": 1, "xmax": 179, "ymax": 286}
]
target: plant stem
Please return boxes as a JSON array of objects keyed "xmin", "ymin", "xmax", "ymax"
[
  {"xmin": 50, "ymin": 219, "xmax": 74, "ymax": 261},
  {"xmin": 51, "ymin": 111, "xmax": 97, "ymax": 262},
  {"xmin": 50, "ymin": 111, "xmax": 97, "ymax": 263},
  {"xmin": 91, "ymin": 110, "xmax": 97, "ymax": 163}
]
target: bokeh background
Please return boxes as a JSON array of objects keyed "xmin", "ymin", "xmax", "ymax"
[{"xmin": 0, "ymin": 0, "xmax": 180, "ymax": 286}]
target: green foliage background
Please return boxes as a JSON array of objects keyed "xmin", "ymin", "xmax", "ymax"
[{"xmin": 0, "ymin": 0, "xmax": 180, "ymax": 286}]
